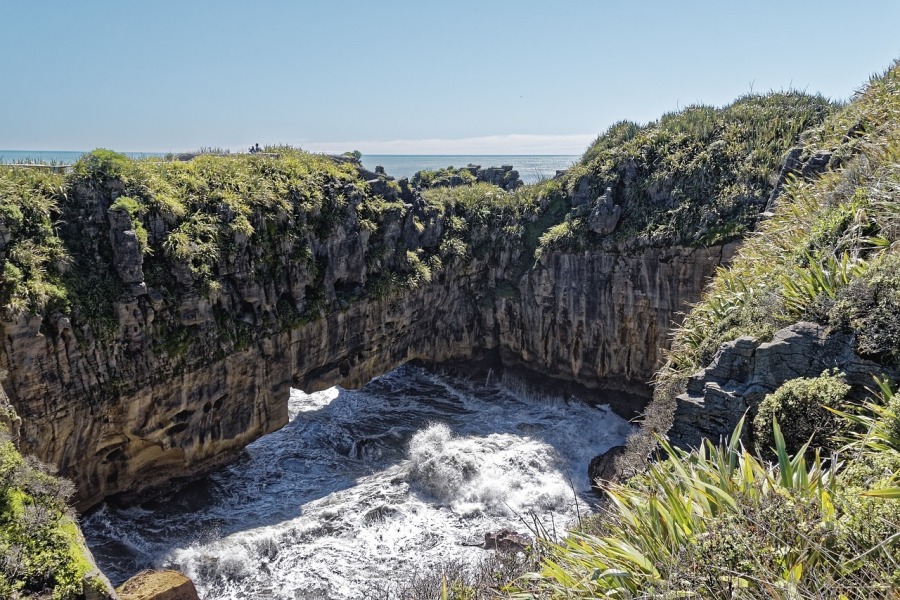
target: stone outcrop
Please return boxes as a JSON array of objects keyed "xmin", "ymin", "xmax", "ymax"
[
  {"xmin": 483, "ymin": 529, "xmax": 531, "ymax": 552},
  {"xmin": 669, "ymin": 322, "xmax": 900, "ymax": 449},
  {"xmin": 412, "ymin": 164, "xmax": 524, "ymax": 191},
  {"xmin": 0, "ymin": 166, "xmax": 736, "ymax": 509},
  {"xmin": 588, "ymin": 444, "xmax": 626, "ymax": 493}
]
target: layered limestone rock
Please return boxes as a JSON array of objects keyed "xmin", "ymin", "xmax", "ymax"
[
  {"xmin": 0, "ymin": 166, "xmax": 736, "ymax": 509},
  {"xmin": 497, "ymin": 243, "xmax": 738, "ymax": 396},
  {"xmin": 669, "ymin": 321, "xmax": 900, "ymax": 449}
]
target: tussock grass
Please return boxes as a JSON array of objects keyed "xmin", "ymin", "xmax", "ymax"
[{"xmin": 515, "ymin": 408, "xmax": 900, "ymax": 598}]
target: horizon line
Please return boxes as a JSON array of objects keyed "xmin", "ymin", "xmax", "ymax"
[{"xmin": 2, "ymin": 133, "xmax": 599, "ymax": 157}]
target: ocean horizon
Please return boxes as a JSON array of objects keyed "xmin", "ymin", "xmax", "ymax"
[{"xmin": 0, "ymin": 150, "xmax": 580, "ymax": 185}]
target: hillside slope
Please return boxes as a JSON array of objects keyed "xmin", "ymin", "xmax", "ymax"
[{"xmin": 524, "ymin": 61, "xmax": 900, "ymax": 599}]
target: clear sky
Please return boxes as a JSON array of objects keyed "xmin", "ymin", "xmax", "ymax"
[{"xmin": 2, "ymin": 1, "xmax": 899, "ymax": 155}]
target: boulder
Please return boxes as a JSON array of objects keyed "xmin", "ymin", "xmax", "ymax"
[
  {"xmin": 483, "ymin": 529, "xmax": 531, "ymax": 552},
  {"xmin": 116, "ymin": 570, "xmax": 199, "ymax": 600},
  {"xmin": 588, "ymin": 445, "xmax": 626, "ymax": 494}
]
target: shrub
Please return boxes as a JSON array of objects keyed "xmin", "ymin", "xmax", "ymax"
[
  {"xmin": 753, "ymin": 372, "xmax": 850, "ymax": 457},
  {"xmin": 0, "ymin": 433, "xmax": 88, "ymax": 599},
  {"xmin": 827, "ymin": 253, "xmax": 900, "ymax": 366},
  {"xmin": 72, "ymin": 148, "xmax": 134, "ymax": 181}
]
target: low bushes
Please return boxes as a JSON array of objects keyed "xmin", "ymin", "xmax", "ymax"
[
  {"xmin": 0, "ymin": 432, "xmax": 89, "ymax": 599},
  {"xmin": 753, "ymin": 371, "xmax": 850, "ymax": 457}
]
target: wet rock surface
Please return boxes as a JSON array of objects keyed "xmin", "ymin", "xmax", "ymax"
[
  {"xmin": 483, "ymin": 529, "xmax": 531, "ymax": 552},
  {"xmin": 588, "ymin": 444, "xmax": 626, "ymax": 494}
]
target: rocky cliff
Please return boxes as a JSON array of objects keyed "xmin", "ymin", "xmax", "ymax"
[
  {"xmin": 0, "ymin": 156, "xmax": 733, "ymax": 510},
  {"xmin": 0, "ymin": 167, "xmax": 731, "ymax": 509},
  {"xmin": 644, "ymin": 63, "xmax": 900, "ymax": 460},
  {"xmin": 0, "ymin": 91, "xmax": 831, "ymax": 511}
]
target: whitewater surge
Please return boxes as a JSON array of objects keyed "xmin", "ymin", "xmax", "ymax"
[{"xmin": 82, "ymin": 365, "xmax": 633, "ymax": 599}]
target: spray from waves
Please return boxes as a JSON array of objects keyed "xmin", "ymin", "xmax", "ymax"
[
  {"xmin": 407, "ymin": 423, "xmax": 571, "ymax": 516},
  {"xmin": 82, "ymin": 365, "xmax": 635, "ymax": 599}
]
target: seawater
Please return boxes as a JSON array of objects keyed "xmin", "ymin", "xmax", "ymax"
[
  {"xmin": 81, "ymin": 365, "xmax": 632, "ymax": 599},
  {"xmin": 362, "ymin": 155, "xmax": 579, "ymax": 185},
  {"xmin": 0, "ymin": 151, "xmax": 579, "ymax": 185},
  {"xmin": 0, "ymin": 150, "xmax": 166, "ymax": 164}
]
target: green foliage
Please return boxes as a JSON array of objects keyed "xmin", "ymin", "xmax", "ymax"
[
  {"xmin": 827, "ymin": 253, "xmax": 900, "ymax": 366},
  {"xmin": 72, "ymin": 148, "xmax": 134, "ymax": 182},
  {"xmin": 517, "ymin": 413, "xmax": 900, "ymax": 598},
  {"xmin": 0, "ymin": 433, "xmax": 88, "ymax": 599},
  {"xmin": 413, "ymin": 165, "xmax": 477, "ymax": 189},
  {"xmin": 544, "ymin": 91, "xmax": 834, "ymax": 256},
  {"xmin": 535, "ymin": 217, "xmax": 587, "ymax": 259},
  {"xmin": 781, "ymin": 251, "xmax": 868, "ymax": 316},
  {"xmin": 0, "ymin": 167, "xmax": 69, "ymax": 316},
  {"xmin": 753, "ymin": 372, "xmax": 850, "ymax": 457}
]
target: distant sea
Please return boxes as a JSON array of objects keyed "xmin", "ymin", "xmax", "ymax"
[
  {"xmin": 0, "ymin": 150, "xmax": 167, "ymax": 164},
  {"xmin": 361, "ymin": 155, "xmax": 580, "ymax": 184},
  {"xmin": 0, "ymin": 151, "xmax": 580, "ymax": 185}
]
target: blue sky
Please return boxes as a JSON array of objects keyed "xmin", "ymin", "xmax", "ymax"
[{"xmin": 2, "ymin": 1, "xmax": 899, "ymax": 154}]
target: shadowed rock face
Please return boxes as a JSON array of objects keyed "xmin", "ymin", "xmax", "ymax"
[{"xmin": 0, "ymin": 176, "xmax": 735, "ymax": 509}]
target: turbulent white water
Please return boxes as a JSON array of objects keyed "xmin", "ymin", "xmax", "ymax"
[{"xmin": 82, "ymin": 365, "xmax": 633, "ymax": 599}]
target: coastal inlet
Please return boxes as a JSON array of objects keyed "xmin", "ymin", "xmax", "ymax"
[{"xmin": 81, "ymin": 365, "xmax": 633, "ymax": 599}]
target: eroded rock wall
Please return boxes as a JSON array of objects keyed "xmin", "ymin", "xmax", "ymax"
[
  {"xmin": 497, "ymin": 243, "xmax": 738, "ymax": 395},
  {"xmin": 0, "ymin": 176, "xmax": 734, "ymax": 509}
]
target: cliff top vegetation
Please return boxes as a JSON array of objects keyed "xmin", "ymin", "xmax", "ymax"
[{"xmin": 537, "ymin": 91, "xmax": 834, "ymax": 255}]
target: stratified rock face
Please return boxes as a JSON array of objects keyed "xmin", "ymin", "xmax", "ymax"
[
  {"xmin": 0, "ymin": 172, "xmax": 735, "ymax": 509},
  {"xmin": 497, "ymin": 243, "xmax": 739, "ymax": 395},
  {"xmin": 669, "ymin": 322, "xmax": 900, "ymax": 449}
]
